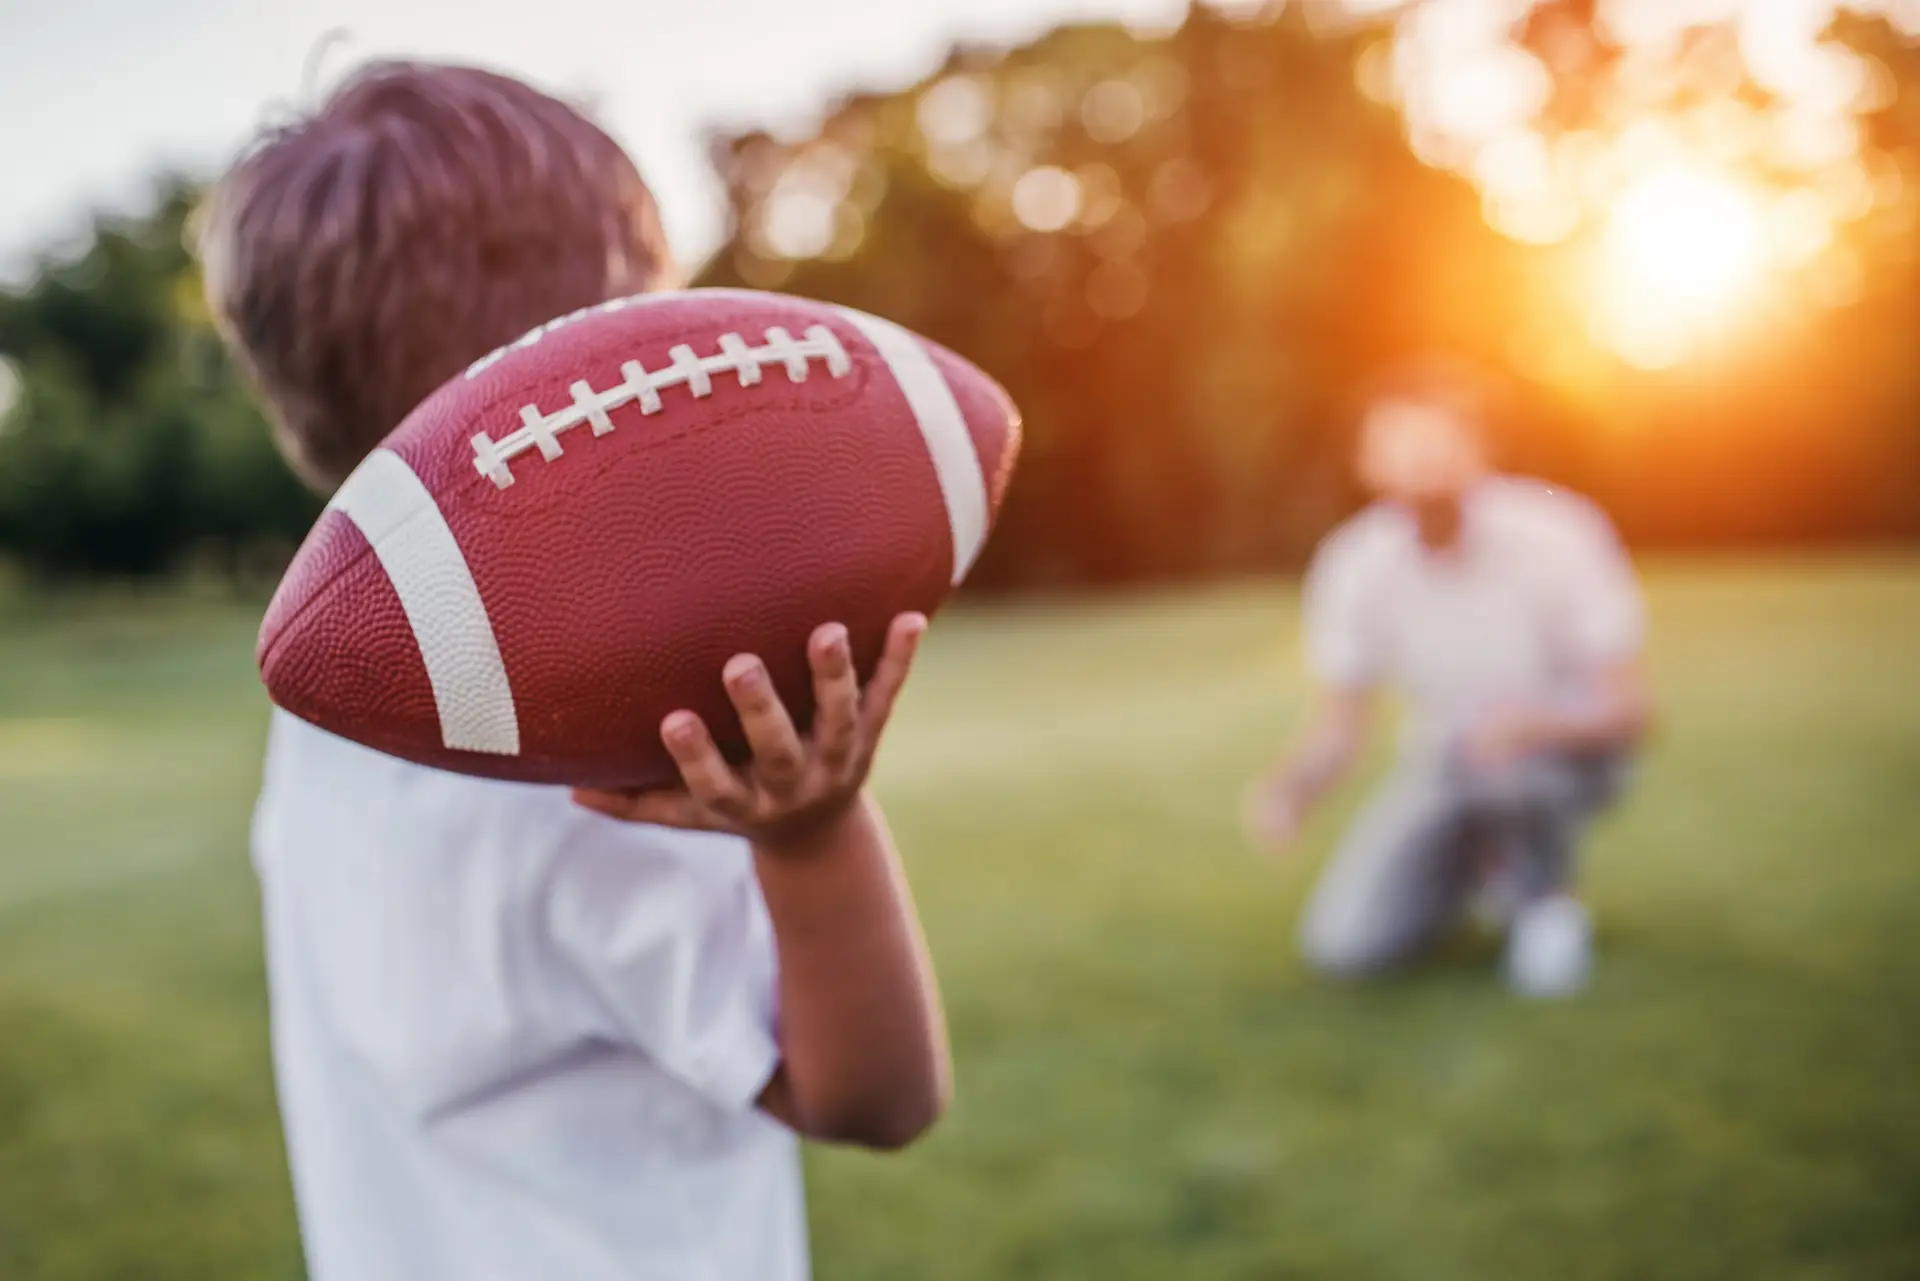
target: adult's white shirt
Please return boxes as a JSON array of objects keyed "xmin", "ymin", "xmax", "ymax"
[
  {"xmin": 1302, "ymin": 477, "xmax": 1645, "ymax": 759},
  {"xmin": 251, "ymin": 710, "xmax": 805, "ymax": 1281}
]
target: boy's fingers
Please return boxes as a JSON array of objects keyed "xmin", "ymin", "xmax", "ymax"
[
  {"xmin": 809, "ymin": 623, "xmax": 859, "ymax": 773},
  {"xmin": 724, "ymin": 655, "xmax": 805, "ymax": 792},
  {"xmin": 661, "ymin": 712, "xmax": 751, "ymax": 817},
  {"xmin": 858, "ymin": 613, "xmax": 926, "ymax": 738}
]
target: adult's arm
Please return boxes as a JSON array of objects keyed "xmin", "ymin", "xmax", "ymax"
[{"xmin": 1247, "ymin": 686, "xmax": 1377, "ymax": 849}]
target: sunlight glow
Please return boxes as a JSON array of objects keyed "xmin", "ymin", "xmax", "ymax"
[
  {"xmin": 1590, "ymin": 166, "xmax": 1773, "ymax": 368},
  {"xmin": 1606, "ymin": 168, "xmax": 1766, "ymax": 309},
  {"xmin": 1012, "ymin": 166, "xmax": 1083, "ymax": 233}
]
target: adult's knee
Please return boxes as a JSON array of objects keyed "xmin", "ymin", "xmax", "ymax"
[{"xmin": 1297, "ymin": 911, "xmax": 1405, "ymax": 979}]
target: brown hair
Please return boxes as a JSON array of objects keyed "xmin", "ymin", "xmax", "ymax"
[{"xmin": 200, "ymin": 61, "xmax": 672, "ymax": 491}]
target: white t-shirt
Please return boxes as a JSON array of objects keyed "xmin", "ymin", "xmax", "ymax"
[
  {"xmin": 251, "ymin": 711, "xmax": 806, "ymax": 1281},
  {"xmin": 1302, "ymin": 477, "xmax": 1645, "ymax": 758}
]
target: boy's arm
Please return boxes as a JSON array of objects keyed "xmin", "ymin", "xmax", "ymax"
[
  {"xmin": 573, "ymin": 615, "xmax": 949, "ymax": 1151},
  {"xmin": 747, "ymin": 794, "xmax": 947, "ymax": 1149}
]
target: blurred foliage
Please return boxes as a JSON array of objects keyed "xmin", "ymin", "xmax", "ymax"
[
  {"xmin": 0, "ymin": 181, "xmax": 319, "ymax": 580},
  {"xmin": 2, "ymin": 5, "xmax": 1918, "ymax": 585},
  {"xmin": 698, "ymin": 5, "xmax": 1920, "ymax": 588}
]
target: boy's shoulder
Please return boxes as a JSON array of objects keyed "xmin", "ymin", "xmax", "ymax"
[
  {"xmin": 254, "ymin": 709, "xmax": 764, "ymax": 1036},
  {"xmin": 255, "ymin": 709, "xmax": 745, "ymax": 879},
  {"xmin": 258, "ymin": 707, "xmax": 559, "ymax": 827}
]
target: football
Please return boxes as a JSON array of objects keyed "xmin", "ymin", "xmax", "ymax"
[{"xmin": 257, "ymin": 288, "xmax": 1021, "ymax": 789}]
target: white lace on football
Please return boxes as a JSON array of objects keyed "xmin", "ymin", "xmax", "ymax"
[{"xmin": 471, "ymin": 325, "xmax": 854, "ymax": 488}]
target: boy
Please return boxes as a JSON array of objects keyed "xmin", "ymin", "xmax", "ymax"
[
  {"xmin": 202, "ymin": 61, "xmax": 949, "ymax": 1281},
  {"xmin": 1247, "ymin": 362, "xmax": 1652, "ymax": 996}
]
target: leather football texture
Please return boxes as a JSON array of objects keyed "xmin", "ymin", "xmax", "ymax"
[{"xmin": 258, "ymin": 288, "xmax": 1021, "ymax": 789}]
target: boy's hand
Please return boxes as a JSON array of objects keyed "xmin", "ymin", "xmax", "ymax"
[{"xmin": 572, "ymin": 613, "xmax": 926, "ymax": 847}]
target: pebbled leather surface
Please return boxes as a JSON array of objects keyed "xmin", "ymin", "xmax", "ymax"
[
  {"xmin": 260, "ymin": 289, "xmax": 1023, "ymax": 789},
  {"xmin": 260, "ymin": 515, "xmax": 443, "ymax": 755},
  {"xmin": 930, "ymin": 341, "xmax": 1021, "ymax": 518}
]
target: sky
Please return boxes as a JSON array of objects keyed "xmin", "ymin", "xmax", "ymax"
[
  {"xmin": 0, "ymin": 0, "xmax": 1224, "ymax": 278},
  {"xmin": 4, "ymin": 0, "xmax": 1911, "ymax": 283}
]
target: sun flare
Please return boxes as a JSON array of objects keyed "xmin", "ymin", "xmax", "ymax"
[
  {"xmin": 1590, "ymin": 166, "xmax": 1773, "ymax": 368},
  {"xmin": 1607, "ymin": 169, "xmax": 1768, "ymax": 310}
]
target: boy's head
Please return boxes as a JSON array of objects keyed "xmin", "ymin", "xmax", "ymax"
[
  {"xmin": 201, "ymin": 60, "xmax": 674, "ymax": 493},
  {"xmin": 1353, "ymin": 358, "xmax": 1493, "ymax": 507}
]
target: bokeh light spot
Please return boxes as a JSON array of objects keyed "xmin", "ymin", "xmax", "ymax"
[
  {"xmin": 918, "ymin": 76, "xmax": 992, "ymax": 148},
  {"xmin": 1082, "ymin": 80, "xmax": 1147, "ymax": 144},
  {"xmin": 1013, "ymin": 166, "xmax": 1083, "ymax": 233},
  {"xmin": 761, "ymin": 190, "xmax": 838, "ymax": 259},
  {"xmin": 929, "ymin": 141, "xmax": 994, "ymax": 190},
  {"xmin": 824, "ymin": 205, "xmax": 868, "ymax": 262},
  {"xmin": 1005, "ymin": 76, "xmax": 1066, "ymax": 134}
]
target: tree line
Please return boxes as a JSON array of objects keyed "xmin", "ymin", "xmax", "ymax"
[{"xmin": 2, "ymin": 6, "xmax": 1917, "ymax": 587}]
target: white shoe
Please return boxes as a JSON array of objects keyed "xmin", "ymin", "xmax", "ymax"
[{"xmin": 1505, "ymin": 895, "xmax": 1592, "ymax": 998}]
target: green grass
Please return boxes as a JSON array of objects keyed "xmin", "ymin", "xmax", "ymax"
[{"xmin": 1, "ymin": 559, "xmax": 1917, "ymax": 1280}]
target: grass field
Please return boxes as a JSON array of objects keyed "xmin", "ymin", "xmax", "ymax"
[{"xmin": 1, "ymin": 558, "xmax": 1917, "ymax": 1280}]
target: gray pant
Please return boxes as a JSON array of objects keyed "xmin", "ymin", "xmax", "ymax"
[{"xmin": 1299, "ymin": 751, "xmax": 1629, "ymax": 977}]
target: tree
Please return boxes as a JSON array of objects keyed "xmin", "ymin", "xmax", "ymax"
[
  {"xmin": 697, "ymin": 4, "xmax": 1920, "ymax": 585},
  {"xmin": 0, "ymin": 177, "xmax": 318, "ymax": 579},
  {"xmin": 4, "ymin": 4, "xmax": 1918, "ymax": 585}
]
